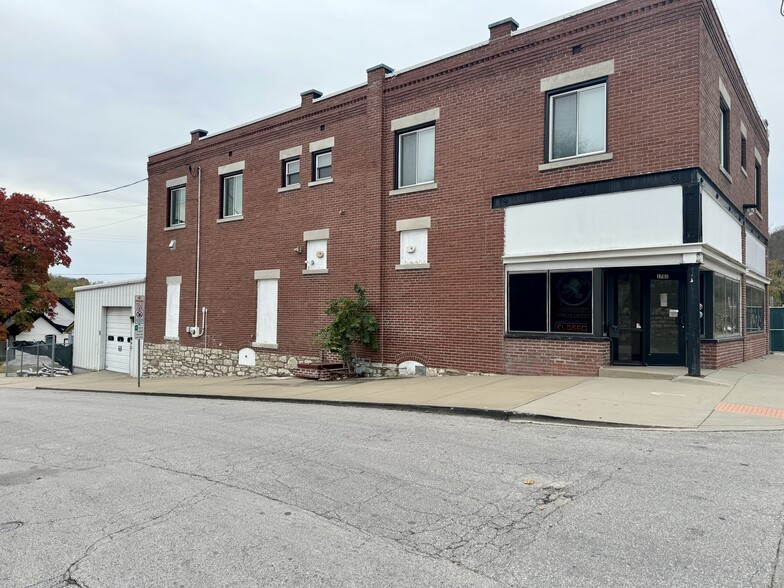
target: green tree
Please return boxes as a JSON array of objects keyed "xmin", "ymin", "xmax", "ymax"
[
  {"xmin": 45, "ymin": 275, "xmax": 90, "ymax": 306},
  {"xmin": 768, "ymin": 226, "xmax": 784, "ymax": 262},
  {"xmin": 317, "ymin": 284, "xmax": 379, "ymax": 370},
  {"xmin": 769, "ymin": 258, "xmax": 784, "ymax": 306}
]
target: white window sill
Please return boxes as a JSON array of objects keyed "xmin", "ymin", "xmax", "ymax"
[
  {"xmin": 308, "ymin": 177, "xmax": 333, "ymax": 187},
  {"xmin": 164, "ymin": 224, "xmax": 186, "ymax": 231},
  {"xmin": 252, "ymin": 342, "xmax": 278, "ymax": 349},
  {"xmin": 164, "ymin": 337, "xmax": 180, "ymax": 341},
  {"xmin": 741, "ymin": 166, "xmax": 748, "ymax": 178},
  {"xmin": 302, "ymin": 269, "xmax": 329, "ymax": 275},
  {"xmin": 751, "ymin": 208, "xmax": 763, "ymax": 220},
  {"xmin": 395, "ymin": 263, "xmax": 430, "ymax": 270},
  {"xmin": 217, "ymin": 215, "xmax": 244, "ymax": 223},
  {"xmin": 720, "ymin": 167, "xmax": 732, "ymax": 182},
  {"xmin": 389, "ymin": 182, "xmax": 437, "ymax": 197},
  {"xmin": 278, "ymin": 183, "xmax": 300, "ymax": 193},
  {"xmin": 538, "ymin": 152, "xmax": 613, "ymax": 171}
]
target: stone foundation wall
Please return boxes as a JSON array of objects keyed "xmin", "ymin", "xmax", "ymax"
[
  {"xmin": 143, "ymin": 342, "xmax": 317, "ymax": 378},
  {"xmin": 143, "ymin": 343, "xmax": 499, "ymax": 379}
]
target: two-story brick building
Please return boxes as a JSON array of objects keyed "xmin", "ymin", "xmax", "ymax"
[{"xmin": 143, "ymin": 0, "xmax": 770, "ymax": 378}]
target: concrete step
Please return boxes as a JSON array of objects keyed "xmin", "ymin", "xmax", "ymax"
[{"xmin": 598, "ymin": 366, "xmax": 688, "ymax": 380}]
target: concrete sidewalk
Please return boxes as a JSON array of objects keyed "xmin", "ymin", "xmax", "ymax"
[{"xmin": 2, "ymin": 355, "xmax": 782, "ymax": 431}]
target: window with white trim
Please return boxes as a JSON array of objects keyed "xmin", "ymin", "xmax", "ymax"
[
  {"xmin": 548, "ymin": 82, "xmax": 606, "ymax": 162},
  {"xmin": 221, "ymin": 173, "xmax": 242, "ymax": 218},
  {"xmin": 313, "ymin": 151, "xmax": 332, "ymax": 181},
  {"xmin": 397, "ymin": 126, "xmax": 435, "ymax": 188},
  {"xmin": 284, "ymin": 158, "xmax": 300, "ymax": 187},
  {"xmin": 254, "ymin": 274, "xmax": 278, "ymax": 347},
  {"xmin": 165, "ymin": 278, "xmax": 181, "ymax": 339},
  {"xmin": 168, "ymin": 185, "xmax": 185, "ymax": 227}
]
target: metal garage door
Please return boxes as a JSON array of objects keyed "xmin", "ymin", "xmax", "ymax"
[{"xmin": 105, "ymin": 307, "xmax": 132, "ymax": 373}]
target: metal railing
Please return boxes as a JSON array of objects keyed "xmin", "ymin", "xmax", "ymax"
[{"xmin": 3, "ymin": 340, "xmax": 72, "ymax": 377}]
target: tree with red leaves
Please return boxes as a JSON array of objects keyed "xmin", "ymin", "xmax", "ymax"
[{"xmin": 0, "ymin": 187, "xmax": 73, "ymax": 340}]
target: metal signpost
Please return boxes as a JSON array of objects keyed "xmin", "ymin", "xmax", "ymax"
[{"xmin": 134, "ymin": 295, "xmax": 145, "ymax": 388}]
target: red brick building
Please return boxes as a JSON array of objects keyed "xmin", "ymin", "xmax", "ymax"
[{"xmin": 144, "ymin": 0, "xmax": 770, "ymax": 378}]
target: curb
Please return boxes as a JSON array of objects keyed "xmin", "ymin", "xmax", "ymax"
[{"xmin": 32, "ymin": 385, "xmax": 670, "ymax": 429}]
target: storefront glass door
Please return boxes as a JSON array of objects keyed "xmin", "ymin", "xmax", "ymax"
[{"xmin": 611, "ymin": 271, "xmax": 685, "ymax": 366}]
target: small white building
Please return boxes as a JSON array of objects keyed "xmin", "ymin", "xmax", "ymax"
[
  {"xmin": 73, "ymin": 279, "xmax": 145, "ymax": 376},
  {"xmin": 5, "ymin": 298, "xmax": 75, "ymax": 346}
]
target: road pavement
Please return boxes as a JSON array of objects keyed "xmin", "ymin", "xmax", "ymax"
[{"xmin": 1, "ymin": 388, "xmax": 783, "ymax": 587}]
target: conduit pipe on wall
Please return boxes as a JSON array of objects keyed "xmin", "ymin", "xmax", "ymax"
[{"xmin": 191, "ymin": 165, "xmax": 204, "ymax": 337}]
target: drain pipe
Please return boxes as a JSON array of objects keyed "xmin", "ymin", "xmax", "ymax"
[{"xmin": 188, "ymin": 164, "xmax": 204, "ymax": 337}]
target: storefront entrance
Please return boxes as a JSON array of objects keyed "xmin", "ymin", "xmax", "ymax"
[{"xmin": 609, "ymin": 270, "xmax": 686, "ymax": 366}]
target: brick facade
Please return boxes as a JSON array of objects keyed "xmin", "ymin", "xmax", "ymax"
[{"xmin": 144, "ymin": 0, "xmax": 769, "ymax": 378}]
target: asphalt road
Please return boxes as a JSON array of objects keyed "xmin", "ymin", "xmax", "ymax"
[{"xmin": 1, "ymin": 388, "xmax": 783, "ymax": 588}]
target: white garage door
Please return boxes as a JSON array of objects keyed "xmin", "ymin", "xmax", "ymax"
[{"xmin": 105, "ymin": 307, "xmax": 132, "ymax": 373}]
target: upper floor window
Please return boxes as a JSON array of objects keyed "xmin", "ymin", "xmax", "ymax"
[
  {"xmin": 397, "ymin": 126, "xmax": 435, "ymax": 188},
  {"xmin": 720, "ymin": 99, "xmax": 730, "ymax": 172},
  {"xmin": 313, "ymin": 151, "xmax": 332, "ymax": 181},
  {"xmin": 548, "ymin": 82, "xmax": 607, "ymax": 162},
  {"xmin": 221, "ymin": 173, "xmax": 243, "ymax": 218},
  {"xmin": 755, "ymin": 158, "xmax": 762, "ymax": 209},
  {"xmin": 284, "ymin": 158, "xmax": 300, "ymax": 187},
  {"xmin": 168, "ymin": 185, "xmax": 185, "ymax": 227},
  {"xmin": 740, "ymin": 132, "xmax": 747, "ymax": 172}
]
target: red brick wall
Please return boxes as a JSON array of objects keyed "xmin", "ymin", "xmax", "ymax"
[
  {"xmin": 144, "ymin": 0, "xmax": 760, "ymax": 376},
  {"xmin": 504, "ymin": 338, "xmax": 611, "ymax": 376},
  {"xmin": 701, "ymin": 338, "xmax": 744, "ymax": 369},
  {"xmin": 698, "ymin": 5, "xmax": 769, "ymax": 236},
  {"xmin": 744, "ymin": 332, "xmax": 769, "ymax": 362}
]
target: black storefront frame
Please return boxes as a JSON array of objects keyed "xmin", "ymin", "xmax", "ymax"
[{"xmin": 607, "ymin": 267, "xmax": 687, "ymax": 367}]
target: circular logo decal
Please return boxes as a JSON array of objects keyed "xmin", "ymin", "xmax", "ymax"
[{"xmin": 556, "ymin": 274, "xmax": 591, "ymax": 307}]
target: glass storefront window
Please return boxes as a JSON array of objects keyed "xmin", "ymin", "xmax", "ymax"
[
  {"xmin": 507, "ymin": 271, "xmax": 592, "ymax": 334},
  {"xmin": 746, "ymin": 285, "xmax": 764, "ymax": 333},
  {"xmin": 713, "ymin": 273, "xmax": 740, "ymax": 337}
]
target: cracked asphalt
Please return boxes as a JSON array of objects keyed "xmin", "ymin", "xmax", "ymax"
[{"xmin": 1, "ymin": 388, "xmax": 783, "ymax": 587}]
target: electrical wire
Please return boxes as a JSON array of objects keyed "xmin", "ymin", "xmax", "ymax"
[
  {"xmin": 42, "ymin": 178, "xmax": 148, "ymax": 203},
  {"xmin": 52, "ymin": 272, "xmax": 145, "ymax": 276},
  {"xmin": 56, "ymin": 203, "xmax": 147, "ymax": 213},
  {"xmin": 69, "ymin": 213, "xmax": 147, "ymax": 234}
]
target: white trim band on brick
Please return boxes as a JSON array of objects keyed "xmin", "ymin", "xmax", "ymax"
[
  {"xmin": 254, "ymin": 269, "xmax": 280, "ymax": 280},
  {"xmin": 719, "ymin": 78, "xmax": 731, "ymax": 108},
  {"xmin": 395, "ymin": 263, "xmax": 430, "ymax": 270},
  {"xmin": 279, "ymin": 145, "xmax": 302, "ymax": 160},
  {"xmin": 396, "ymin": 216, "xmax": 431, "ymax": 231},
  {"xmin": 391, "ymin": 107, "xmax": 440, "ymax": 131},
  {"xmin": 218, "ymin": 161, "xmax": 245, "ymax": 175},
  {"xmin": 309, "ymin": 137, "xmax": 334, "ymax": 152},
  {"xmin": 166, "ymin": 276, "xmax": 182, "ymax": 285},
  {"xmin": 166, "ymin": 176, "xmax": 187, "ymax": 188},
  {"xmin": 303, "ymin": 228, "xmax": 329, "ymax": 241},
  {"xmin": 540, "ymin": 60, "xmax": 614, "ymax": 93},
  {"xmin": 389, "ymin": 182, "xmax": 437, "ymax": 197},
  {"xmin": 538, "ymin": 152, "xmax": 613, "ymax": 171}
]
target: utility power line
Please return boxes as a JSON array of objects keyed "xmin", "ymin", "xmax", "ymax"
[{"xmin": 43, "ymin": 178, "xmax": 148, "ymax": 203}]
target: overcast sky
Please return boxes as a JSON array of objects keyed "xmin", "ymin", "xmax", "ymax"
[{"xmin": 1, "ymin": 0, "xmax": 781, "ymax": 283}]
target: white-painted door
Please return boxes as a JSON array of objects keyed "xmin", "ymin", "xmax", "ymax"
[{"xmin": 104, "ymin": 307, "xmax": 132, "ymax": 373}]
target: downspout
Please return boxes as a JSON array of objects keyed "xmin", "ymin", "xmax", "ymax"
[{"xmin": 194, "ymin": 165, "xmax": 203, "ymax": 336}]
